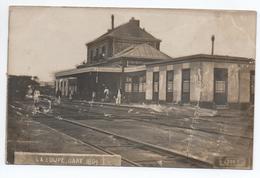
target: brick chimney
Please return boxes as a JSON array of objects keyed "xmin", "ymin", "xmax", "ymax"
[{"xmin": 129, "ymin": 17, "xmax": 140, "ymax": 27}]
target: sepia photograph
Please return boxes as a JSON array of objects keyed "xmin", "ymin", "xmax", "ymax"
[{"xmin": 6, "ymin": 6, "xmax": 256, "ymax": 169}]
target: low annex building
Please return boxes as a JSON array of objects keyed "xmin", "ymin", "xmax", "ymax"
[{"xmin": 55, "ymin": 15, "xmax": 255, "ymax": 109}]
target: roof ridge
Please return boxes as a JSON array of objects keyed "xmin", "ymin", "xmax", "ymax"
[
  {"xmin": 85, "ymin": 21, "xmax": 130, "ymax": 46},
  {"xmin": 86, "ymin": 19, "xmax": 160, "ymax": 45}
]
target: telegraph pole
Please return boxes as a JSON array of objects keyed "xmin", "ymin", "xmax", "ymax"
[{"xmin": 211, "ymin": 35, "xmax": 215, "ymax": 55}]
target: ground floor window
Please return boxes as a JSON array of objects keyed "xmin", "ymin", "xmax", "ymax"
[
  {"xmin": 166, "ymin": 70, "xmax": 174, "ymax": 102},
  {"xmin": 215, "ymin": 81, "xmax": 226, "ymax": 93},
  {"xmin": 182, "ymin": 80, "xmax": 190, "ymax": 93},
  {"xmin": 167, "ymin": 70, "xmax": 174, "ymax": 92},
  {"xmin": 153, "ymin": 72, "xmax": 159, "ymax": 102},
  {"xmin": 181, "ymin": 69, "xmax": 190, "ymax": 103},
  {"xmin": 132, "ymin": 76, "xmax": 139, "ymax": 92},
  {"xmin": 214, "ymin": 68, "xmax": 228, "ymax": 105},
  {"xmin": 125, "ymin": 74, "xmax": 146, "ymax": 93},
  {"xmin": 125, "ymin": 77, "xmax": 132, "ymax": 92},
  {"xmin": 139, "ymin": 75, "xmax": 146, "ymax": 92},
  {"xmin": 153, "ymin": 72, "xmax": 159, "ymax": 93}
]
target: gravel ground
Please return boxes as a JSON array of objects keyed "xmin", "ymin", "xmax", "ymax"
[
  {"xmin": 57, "ymin": 101, "xmax": 253, "ymax": 168},
  {"xmin": 6, "ymin": 99, "xmax": 253, "ymax": 168},
  {"xmin": 6, "ymin": 107, "xmax": 102, "ymax": 164}
]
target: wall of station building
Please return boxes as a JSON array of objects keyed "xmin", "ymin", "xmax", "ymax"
[
  {"xmin": 54, "ymin": 60, "xmax": 254, "ymax": 109},
  {"xmin": 145, "ymin": 61, "xmax": 255, "ymax": 108}
]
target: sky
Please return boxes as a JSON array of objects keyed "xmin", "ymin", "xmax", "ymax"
[{"xmin": 7, "ymin": 6, "xmax": 256, "ymax": 81}]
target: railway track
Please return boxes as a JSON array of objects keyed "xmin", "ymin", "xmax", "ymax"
[
  {"xmin": 55, "ymin": 101, "xmax": 253, "ymax": 140},
  {"xmin": 9, "ymin": 102, "xmax": 212, "ymax": 168},
  {"xmin": 9, "ymin": 103, "xmax": 140, "ymax": 166}
]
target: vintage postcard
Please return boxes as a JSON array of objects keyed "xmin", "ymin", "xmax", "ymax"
[{"xmin": 6, "ymin": 6, "xmax": 256, "ymax": 169}]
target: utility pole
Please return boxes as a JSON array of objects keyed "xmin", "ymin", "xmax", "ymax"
[
  {"xmin": 119, "ymin": 60, "xmax": 126, "ymax": 90},
  {"xmin": 111, "ymin": 14, "xmax": 114, "ymax": 29},
  {"xmin": 211, "ymin": 35, "xmax": 215, "ymax": 55}
]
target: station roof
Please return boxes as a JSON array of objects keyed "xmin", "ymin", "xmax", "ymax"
[
  {"xmin": 145, "ymin": 54, "xmax": 255, "ymax": 66},
  {"xmin": 55, "ymin": 66, "xmax": 122, "ymax": 78},
  {"xmin": 87, "ymin": 17, "xmax": 161, "ymax": 46},
  {"xmin": 55, "ymin": 65, "xmax": 146, "ymax": 78},
  {"xmin": 56, "ymin": 53, "xmax": 254, "ymax": 78},
  {"xmin": 109, "ymin": 43, "xmax": 172, "ymax": 61}
]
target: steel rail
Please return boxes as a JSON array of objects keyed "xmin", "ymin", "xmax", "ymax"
[
  {"xmin": 56, "ymin": 102, "xmax": 253, "ymax": 140},
  {"xmin": 9, "ymin": 104, "xmax": 142, "ymax": 167},
  {"xmin": 41, "ymin": 111, "xmax": 213, "ymax": 167},
  {"xmin": 11, "ymin": 102, "xmax": 213, "ymax": 166}
]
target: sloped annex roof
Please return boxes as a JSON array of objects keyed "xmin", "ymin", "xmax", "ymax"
[
  {"xmin": 55, "ymin": 65, "xmax": 147, "ymax": 77},
  {"xmin": 109, "ymin": 43, "xmax": 172, "ymax": 61},
  {"xmin": 87, "ymin": 18, "xmax": 161, "ymax": 46},
  {"xmin": 145, "ymin": 54, "xmax": 255, "ymax": 66}
]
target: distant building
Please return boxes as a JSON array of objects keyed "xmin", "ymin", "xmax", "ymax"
[
  {"xmin": 55, "ymin": 15, "xmax": 255, "ymax": 109},
  {"xmin": 39, "ymin": 81, "xmax": 55, "ymax": 87}
]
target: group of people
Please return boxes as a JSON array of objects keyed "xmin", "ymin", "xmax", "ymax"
[
  {"xmin": 55, "ymin": 88, "xmax": 75, "ymax": 104},
  {"xmin": 102, "ymin": 87, "xmax": 122, "ymax": 105},
  {"xmin": 26, "ymin": 86, "xmax": 41, "ymax": 105},
  {"xmin": 55, "ymin": 86, "xmax": 122, "ymax": 105},
  {"xmin": 27, "ymin": 85, "xmax": 74, "ymax": 114},
  {"xmin": 26, "ymin": 86, "xmax": 41, "ymax": 114},
  {"xmin": 28, "ymin": 87, "xmax": 52, "ymax": 114}
]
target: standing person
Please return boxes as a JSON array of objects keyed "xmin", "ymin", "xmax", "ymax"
[
  {"xmin": 33, "ymin": 88, "xmax": 40, "ymax": 104},
  {"xmin": 33, "ymin": 88, "xmax": 40, "ymax": 114},
  {"xmin": 92, "ymin": 91, "xmax": 96, "ymax": 102},
  {"xmin": 116, "ymin": 88, "xmax": 122, "ymax": 105},
  {"xmin": 69, "ymin": 89, "xmax": 74, "ymax": 101},
  {"xmin": 56, "ymin": 89, "xmax": 62, "ymax": 104},
  {"xmin": 104, "ymin": 87, "xmax": 110, "ymax": 102},
  {"xmin": 26, "ymin": 85, "xmax": 33, "ymax": 99}
]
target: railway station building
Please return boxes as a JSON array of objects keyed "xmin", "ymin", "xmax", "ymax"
[{"xmin": 55, "ymin": 15, "xmax": 255, "ymax": 109}]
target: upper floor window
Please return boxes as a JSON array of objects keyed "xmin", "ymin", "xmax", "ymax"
[
  {"xmin": 101, "ymin": 46, "xmax": 106, "ymax": 58},
  {"xmin": 89, "ymin": 45, "xmax": 108, "ymax": 62},
  {"xmin": 95, "ymin": 48, "xmax": 99, "ymax": 59},
  {"xmin": 90, "ymin": 50, "xmax": 93, "ymax": 60}
]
